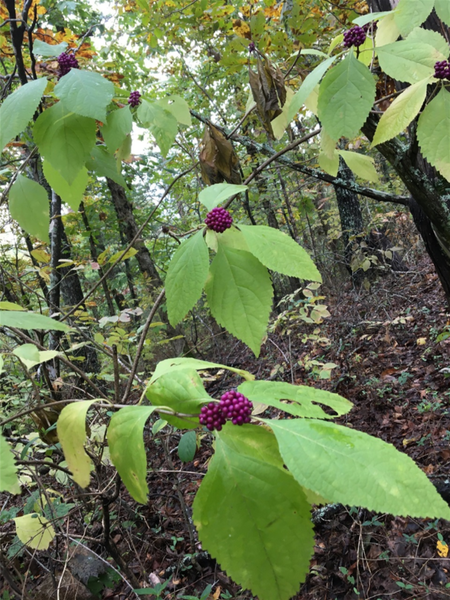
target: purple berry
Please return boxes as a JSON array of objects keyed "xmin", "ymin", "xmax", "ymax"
[
  {"xmin": 219, "ymin": 390, "xmax": 253, "ymax": 426},
  {"xmin": 199, "ymin": 402, "xmax": 226, "ymax": 431},
  {"xmin": 343, "ymin": 25, "xmax": 366, "ymax": 48},
  {"xmin": 57, "ymin": 52, "xmax": 79, "ymax": 77},
  {"xmin": 204, "ymin": 207, "xmax": 233, "ymax": 233},
  {"xmin": 128, "ymin": 90, "xmax": 142, "ymax": 107},
  {"xmin": 434, "ymin": 60, "xmax": 450, "ymax": 80},
  {"xmin": 248, "ymin": 42, "xmax": 256, "ymax": 53}
]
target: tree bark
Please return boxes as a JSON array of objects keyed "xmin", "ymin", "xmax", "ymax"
[{"xmin": 106, "ymin": 178, "xmax": 162, "ymax": 289}]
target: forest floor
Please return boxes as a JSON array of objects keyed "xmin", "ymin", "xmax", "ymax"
[{"xmin": 2, "ymin": 257, "xmax": 450, "ymax": 600}]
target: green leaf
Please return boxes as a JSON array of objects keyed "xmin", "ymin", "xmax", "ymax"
[
  {"xmin": 57, "ymin": 400, "xmax": 96, "ymax": 487},
  {"xmin": 317, "ymin": 52, "xmax": 376, "ymax": 141},
  {"xmin": 0, "ymin": 435, "xmax": 20, "ymax": 494},
  {"xmin": 198, "ymin": 183, "xmax": 248, "ymax": 211},
  {"xmin": 287, "ymin": 55, "xmax": 336, "ymax": 122},
  {"xmin": 0, "ymin": 78, "xmax": 48, "ymax": 153},
  {"xmin": 14, "ymin": 514, "xmax": 55, "ymax": 550},
  {"xmin": 54, "ymin": 69, "xmax": 115, "ymax": 122},
  {"xmin": 86, "ymin": 145, "xmax": 129, "ymax": 188},
  {"xmin": 107, "ymin": 406, "xmax": 157, "ymax": 504},
  {"xmin": 417, "ymin": 88, "xmax": 450, "ymax": 182},
  {"xmin": 193, "ymin": 424, "xmax": 314, "ymax": 600},
  {"xmin": 205, "ymin": 246, "xmax": 273, "ymax": 357},
  {"xmin": 43, "ymin": 161, "xmax": 88, "ymax": 211},
  {"xmin": 13, "ymin": 344, "xmax": 60, "ymax": 370},
  {"xmin": 166, "ymin": 230, "xmax": 209, "ymax": 326},
  {"xmin": 101, "ymin": 106, "xmax": 133, "ymax": 153},
  {"xmin": 435, "ymin": 0, "xmax": 450, "ymax": 26},
  {"xmin": 318, "ymin": 151, "xmax": 339, "ymax": 176},
  {"xmin": 271, "ymin": 87, "xmax": 295, "ymax": 140},
  {"xmin": 372, "ymin": 77, "xmax": 430, "ymax": 147},
  {"xmin": 0, "ymin": 301, "xmax": 25, "ymax": 310},
  {"xmin": 33, "ymin": 40, "xmax": 68, "ymax": 56},
  {"xmin": 352, "ymin": 11, "xmax": 392, "ymax": 26},
  {"xmin": 178, "ymin": 431, "xmax": 197, "ymax": 462},
  {"xmin": 146, "ymin": 369, "xmax": 210, "ymax": 429},
  {"xmin": 377, "ymin": 41, "xmax": 445, "ymax": 84},
  {"xmin": 108, "ymin": 247, "xmax": 138, "ymax": 263},
  {"xmin": 238, "ymin": 225, "xmax": 322, "ymax": 282},
  {"xmin": 33, "ymin": 102, "xmax": 96, "ymax": 184},
  {"xmin": 150, "ymin": 357, "xmax": 255, "ymax": 384},
  {"xmin": 394, "ymin": 0, "xmax": 435, "ymax": 37},
  {"xmin": 375, "ymin": 12, "xmax": 400, "ymax": 47},
  {"xmin": 267, "ymin": 419, "xmax": 450, "ymax": 519},
  {"xmin": 155, "ymin": 95, "xmax": 192, "ymax": 126},
  {"xmin": 9, "ymin": 175, "xmax": 49, "ymax": 243},
  {"xmin": 338, "ymin": 150, "xmax": 379, "ymax": 182},
  {"xmin": 406, "ymin": 27, "xmax": 450, "ymax": 59},
  {"xmin": 137, "ymin": 100, "xmax": 178, "ymax": 157},
  {"xmin": 239, "ymin": 380, "xmax": 353, "ymax": 419},
  {"xmin": 0, "ymin": 311, "xmax": 70, "ymax": 331}
]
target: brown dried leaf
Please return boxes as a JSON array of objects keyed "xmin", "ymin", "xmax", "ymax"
[
  {"xmin": 249, "ymin": 57, "xmax": 287, "ymax": 137},
  {"xmin": 199, "ymin": 125, "xmax": 241, "ymax": 185}
]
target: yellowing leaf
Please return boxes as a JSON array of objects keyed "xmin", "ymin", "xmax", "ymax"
[
  {"xmin": 14, "ymin": 514, "xmax": 55, "ymax": 550},
  {"xmin": 416, "ymin": 337, "xmax": 427, "ymax": 345},
  {"xmin": 57, "ymin": 400, "xmax": 96, "ymax": 487},
  {"xmin": 232, "ymin": 19, "xmax": 251, "ymax": 39},
  {"xmin": 437, "ymin": 539, "xmax": 449, "ymax": 557}
]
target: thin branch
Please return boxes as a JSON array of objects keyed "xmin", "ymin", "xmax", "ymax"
[
  {"xmin": 121, "ymin": 288, "xmax": 166, "ymax": 403},
  {"xmin": 61, "ymin": 165, "xmax": 196, "ymax": 322}
]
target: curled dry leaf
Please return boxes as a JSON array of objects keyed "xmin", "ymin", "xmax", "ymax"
[
  {"xmin": 249, "ymin": 56, "xmax": 287, "ymax": 137},
  {"xmin": 199, "ymin": 125, "xmax": 242, "ymax": 185}
]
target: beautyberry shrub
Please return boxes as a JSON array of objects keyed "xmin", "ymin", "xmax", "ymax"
[
  {"xmin": 343, "ymin": 26, "xmax": 366, "ymax": 48},
  {"xmin": 204, "ymin": 207, "xmax": 233, "ymax": 233}
]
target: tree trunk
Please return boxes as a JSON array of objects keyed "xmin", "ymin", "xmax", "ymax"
[
  {"xmin": 334, "ymin": 158, "xmax": 365, "ymax": 284},
  {"xmin": 106, "ymin": 178, "xmax": 162, "ymax": 289}
]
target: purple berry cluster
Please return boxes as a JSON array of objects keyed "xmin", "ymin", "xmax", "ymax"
[
  {"xmin": 343, "ymin": 25, "xmax": 366, "ymax": 48},
  {"xmin": 199, "ymin": 402, "xmax": 226, "ymax": 431},
  {"xmin": 128, "ymin": 90, "xmax": 142, "ymax": 107},
  {"xmin": 199, "ymin": 391, "xmax": 253, "ymax": 431},
  {"xmin": 204, "ymin": 207, "xmax": 233, "ymax": 233},
  {"xmin": 57, "ymin": 52, "xmax": 79, "ymax": 77},
  {"xmin": 434, "ymin": 60, "xmax": 450, "ymax": 80},
  {"xmin": 220, "ymin": 390, "xmax": 253, "ymax": 425},
  {"xmin": 248, "ymin": 41, "xmax": 256, "ymax": 53}
]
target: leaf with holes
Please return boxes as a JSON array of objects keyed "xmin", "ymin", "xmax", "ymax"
[{"xmin": 238, "ymin": 380, "xmax": 352, "ymax": 419}]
